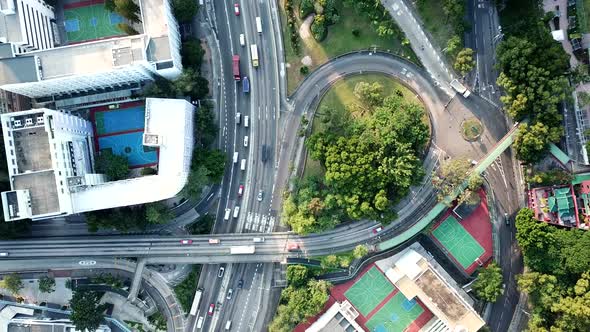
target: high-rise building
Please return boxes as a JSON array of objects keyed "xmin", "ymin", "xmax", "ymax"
[{"xmin": 0, "ymin": 0, "xmax": 56, "ymax": 53}]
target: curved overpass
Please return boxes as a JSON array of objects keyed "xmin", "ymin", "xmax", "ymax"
[{"xmin": 0, "ymin": 52, "xmax": 452, "ymax": 263}]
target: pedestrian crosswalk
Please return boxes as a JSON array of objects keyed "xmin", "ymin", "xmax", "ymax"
[{"xmin": 244, "ymin": 212, "xmax": 275, "ymax": 233}]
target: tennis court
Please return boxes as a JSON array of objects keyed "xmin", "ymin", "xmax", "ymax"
[
  {"xmin": 432, "ymin": 215, "xmax": 485, "ymax": 268},
  {"xmin": 98, "ymin": 131, "xmax": 157, "ymax": 167},
  {"xmin": 344, "ymin": 267, "xmax": 395, "ymax": 316},
  {"xmin": 366, "ymin": 292, "xmax": 424, "ymax": 332},
  {"xmin": 94, "ymin": 106, "xmax": 145, "ymax": 135},
  {"xmin": 64, "ymin": 3, "xmax": 125, "ymax": 43}
]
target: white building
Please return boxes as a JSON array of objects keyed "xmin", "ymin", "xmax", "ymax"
[
  {"xmin": 1, "ymin": 97, "xmax": 193, "ymax": 221},
  {"xmin": 305, "ymin": 300, "xmax": 364, "ymax": 332},
  {"xmin": 0, "ymin": 0, "xmax": 56, "ymax": 54},
  {"xmin": 0, "ymin": 304, "xmax": 111, "ymax": 332},
  {"xmin": 0, "ymin": 0, "xmax": 182, "ymax": 110}
]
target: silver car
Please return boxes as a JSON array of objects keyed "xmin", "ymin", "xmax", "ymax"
[{"xmin": 257, "ymin": 190, "xmax": 263, "ymax": 201}]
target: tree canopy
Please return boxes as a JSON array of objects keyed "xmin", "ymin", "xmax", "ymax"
[
  {"xmin": 181, "ymin": 39, "xmax": 205, "ymax": 72},
  {"xmin": 353, "ymin": 244, "xmax": 369, "ymax": 258},
  {"xmin": 473, "ymin": 262, "xmax": 504, "ymax": 302},
  {"xmin": 286, "ymin": 265, "xmax": 309, "ymax": 287},
  {"xmin": 145, "ymin": 202, "xmax": 174, "ymax": 225},
  {"xmin": 69, "ymin": 290, "xmax": 107, "ymax": 332},
  {"xmin": 172, "ymin": 0, "xmax": 197, "ymax": 23},
  {"xmin": 0, "ymin": 274, "xmax": 23, "ymax": 294},
  {"xmin": 38, "ymin": 276, "xmax": 56, "ymax": 293},
  {"xmin": 432, "ymin": 158, "xmax": 479, "ymax": 205},
  {"xmin": 454, "ymin": 48, "xmax": 476, "ymax": 76},
  {"xmin": 94, "ymin": 150, "xmax": 128, "ymax": 181}
]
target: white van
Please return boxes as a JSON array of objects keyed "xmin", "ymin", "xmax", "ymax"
[
  {"xmin": 239, "ymin": 34, "xmax": 245, "ymax": 46},
  {"xmin": 225, "ymin": 321, "xmax": 232, "ymax": 330},
  {"xmin": 244, "ymin": 116, "xmax": 249, "ymax": 128},
  {"xmin": 233, "ymin": 206, "xmax": 240, "ymax": 218},
  {"xmin": 256, "ymin": 17, "xmax": 262, "ymax": 33},
  {"xmin": 244, "ymin": 136, "xmax": 249, "ymax": 147},
  {"xmin": 233, "ymin": 152, "xmax": 238, "ymax": 163},
  {"xmin": 241, "ymin": 159, "xmax": 246, "ymax": 170},
  {"xmin": 224, "ymin": 208, "xmax": 231, "ymax": 220},
  {"xmin": 0, "ymin": 252, "xmax": 8, "ymax": 257},
  {"xmin": 196, "ymin": 317, "xmax": 204, "ymax": 329},
  {"xmin": 236, "ymin": 112, "xmax": 241, "ymax": 124},
  {"xmin": 253, "ymin": 237, "xmax": 265, "ymax": 243}
]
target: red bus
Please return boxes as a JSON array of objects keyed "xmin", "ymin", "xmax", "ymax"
[{"xmin": 232, "ymin": 55, "xmax": 240, "ymax": 81}]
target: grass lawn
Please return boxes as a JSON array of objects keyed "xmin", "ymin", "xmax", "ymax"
[
  {"xmin": 461, "ymin": 117, "xmax": 483, "ymax": 141},
  {"xmin": 580, "ymin": 0, "xmax": 590, "ymax": 33},
  {"xmin": 302, "ymin": 73, "xmax": 423, "ymax": 178},
  {"xmin": 280, "ymin": 0, "xmax": 418, "ymax": 94},
  {"xmin": 416, "ymin": 0, "xmax": 454, "ymax": 53}
]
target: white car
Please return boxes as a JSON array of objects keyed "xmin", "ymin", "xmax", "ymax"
[
  {"xmin": 239, "ymin": 34, "xmax": 245, "ymax": 46},
  {"xmin": 244, "ymin": 136, "xmax": 249, "ymax": 147},
  {"xmin": 218, "ymin": 267, "xmax": 225, "ymax": 278}
]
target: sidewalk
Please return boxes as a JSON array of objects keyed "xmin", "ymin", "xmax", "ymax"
[{"xmin": 0, "ymin": 278, "xmax": 72, "ymax": 306}]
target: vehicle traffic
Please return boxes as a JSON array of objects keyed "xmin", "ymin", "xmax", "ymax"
[
  {"xmin": 0, "ymin": 252, "xmax": 8, "ymax": 257},
  {"xmin": 233, "ymin": 3, "xmax": 240, "ymax": 15},
  {"xmin": 239, "ymin": 33, "xmax": 245, "ymax": 46},
  {"xmin": 241, "ymin": 159, "xmax": 246, "ymax": 171},
  {"xmin": 253, "ymin": 237, "xmax": 265, "ymax": 243},
  {"xmin": 236, "ymin": 112, "xmax": 241, "ymax": 124},
  {"xmin": 244, "ymin": 115, "xmax": 249, "ymax": 128},
  {"xmin": 450, "ymin": 79, "xmax": 471, "ymax": 98},
  {"xmin": 180, "ymin": 239, "xmax": 193, "ymax": 245},
  {"xmin": 226, "ymin": 288, "xmax": 233, "ymax": 300},
  {"xmin": 238, "ymin": 184, "xmax": 244, "ymax": 197},
  {"xmin": 255, "ymin": 17, "xmax": 262, "ymax": 33},
  {"xmin": 257, "ymin": 190, "xmax": 263, "ymax": 201},
  {"xmin": 209, "ymin": 238, "xmax": 220, "ymax": 244},
  {"xmin": 244, "ymin": 136, "xmax": 249, "ymax": 147},
  {"xmin": 232, "ymin": 55, "xmax": 240, "ymax": 81},
  {"xmin": 218, "ymin": 267, "xmax": 225, "ymax": 278},
  {"xmin": 224, "ymin": 208, "xmax": 231, "ymax": 220},
  {"xmin": 242, "ymin": 76, "xmax": 250, "ymax": 93},
  {"xmin": 287, "ymin": 243, "xmax": 300, "ymax": 251},
  {"xmin": 233, "ymin": 152, "xmax": 238, "ymax": 163},
  {"xmin": 233, "ymin": 206, "xmax": 240, "ymax": 218},
  {"xmin": 207, "ymin": 303, "xmax": 215, "ymax": 316},
  {"xmin": 189, "ymin": 289, "xmax": 203, "ymax": 316}
]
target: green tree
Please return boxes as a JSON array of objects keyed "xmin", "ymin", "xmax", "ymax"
[
  {"xmin": 113, "ymin": 0, "xmax": 141, "ymax": 23},
  {"xmin": 454, "ymin": 48, "xmax": 476, "ymax": 75},
  {"xmin": 1, "ymin": 274, "xmax": 23, "ymax": 294},
  {"xmin": 286, "ymin": 265, "xmax": 309, "ymax": 287},
  {"xmin": 515, "ymin": 208, "xmax": 559, "ymax": 273},
  {"xmin": 145, "ymin": 202, "xmax": 173, "ymax": 225},
  {"xmin": 69, "ymin": 290, "xmax": 107, "ymax": 332},
  {"xmin": 299, "ymin": 0, "xmax": 314, "ymax": 17},
  {"xmin": 467, "ymin": 173, "xmax": 483, "ymax": 191},
  {"xmin": 172, "ymin": 0, "xmax": 197, "ymax": 23},
  {"xmin": 174, "ymin": 69, "xmax": 209, "ymax": 100},
  {"xmin": 193, "ymin": 148, "xmax": 226, "ymax": 183},
  {"xmin": 513, "ymin": 122, "xmax": 561, "ymax": 164},
  {"xmin": 353, "ymin": 244, "xmax": 369, "ymax": 258},
  {"xmin": 194, "ymin": 103, "xmax": 217, "ymax": 148},
  {"xmin": 473, "ymin": 262, "xmax": 504, "ymax": 302},
  {"xmin": 38, "ymin": 276, "xmax": 56, "ymax": 293},
  {"xmin": 94, "ymin": 150, "xmax": 128, "ymax": 181},
  {"xmin": 353, "ymin": 81, "xmax": 384, "ymax": 107},
  {"xmin": 549, "ymin": 272, "xmax": 590, "ymax": 331},
  {"xmin": 321, "ymin": 255, "xmax": 339, "ymax": 269},
  {"xmin": 445, "ymin": 35, "xmax": 462, "ymax": 58},
  {"xmin": 181, "ymin": 40, "xmax": 205, "ymax": 71},
  {"xmin": 339, "ymin": 255, "xmax": 352, "ymax": 268},
  {"xmin": 142, "ymin": 76, "xmax": 176, "ymax": 98},
  {"xmin": 182, "ymin": 166, "xmax": 209, "ymax": 199},
  {"xmin": 311, "ymin": 14, "xmax": 327, "ymax": 41},
  {"xmin": 432, "ymin": 158, "xmax": 477, "ymax": 205},
  {"xmin": 116, "ymin": 23, "xmax": 138, "ymax": 35}
]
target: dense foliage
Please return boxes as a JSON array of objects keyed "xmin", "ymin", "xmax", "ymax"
[
  {"xmin": 181, "ymin": 40, "xmax": 205, "ymax": 71},
  {"xmin": 270, "ymin": 266, "xmax": 330, "ymax": 332},
  {"xmin": 472, "ymin": 262, "xmax": 504, "ymax": 302},
  {"xmin": 342, "ymin": 0, "xmax": 400, "ymax": 37},
  {"xmin": 86, "ymin": 201, "xmax": 172, "ymax": 232},
  {"xmin": 454, "ymin": 48, "xmax": 476, "ymax": 76},
  {"xmin": 174, "ymin": 266, "xmax": 201, "ymax": 312},
  {"xmin": 94, "ymin": 150, "xmax": 129, "ymax": 181},
  {"xmin": 0, "ymin": 274, "xmax": 23, "ymax": 295},
  {"xmin": 432, "ymin": 158, "xmax": 482, "ymax": 205},
  {"xmin": 69, "ymin": 290, "xmax": 108, "ymax": 332},
  {"xmin": 515, "ymin": 208, "xmax": 590, "ymax": 330},
  {"xmin": 284, "ymin": 92, "xmax": 428, "ymax": 234},
  {"xmin": 496, "ymin": 6, "xmax": 570, "ymax": 163},
  {"xmin": 38, "ymin": 276, "xmax": 56, "ymax": 293},
  {"xmin": 105, "ymin": 0, "xmax": 141, "ymax": 23},
  {"xmin": 172, "ymin": 0, "xmax": 197, "ymax": 23}
]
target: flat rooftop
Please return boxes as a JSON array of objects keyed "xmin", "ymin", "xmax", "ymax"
[
  {"xmin": 415, "ymin": 269, "xmax": 466, "ymax": 321},
  {"xmin": 13, "ymin": 170, "xmax": 59, "ymax": 216},
  {"xmin": 8, "ymin": 323, "xmax": 65, "ymax": 332},
  {"xmin": 32, "ymin": 36, "xmax": 147, "ymax": 79},
  {"xmin": 13, "ymin": 126, "xmax": 52, "ymax": 172}
]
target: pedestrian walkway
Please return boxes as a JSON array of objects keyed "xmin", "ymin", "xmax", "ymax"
[{"xmin": 381, "ymin": 0, "xmax": 454, "ymax": 96}]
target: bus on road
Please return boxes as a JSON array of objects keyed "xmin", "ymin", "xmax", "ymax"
[
  {"xmin": 250, "ymin": 45, "xmax": 259, "ymax": 67},
  {"xmin": 189, "ymin": 288, "xmax": 203, "ymax": 316}
]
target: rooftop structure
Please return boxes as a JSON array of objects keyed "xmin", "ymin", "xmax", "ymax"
[
  {"xmin": 382, "ymin": 248, "xmax": 485, "ymax": 332},
  {"xmin": 1, "ymin": 97, "xmax": 193, "ymax": 221},
  {"xmin": 528, "ymin": 184, "xmax": 583, "ymax": 229},
  {"xmin": 0, "ymin": 0, "xmax": 181, "ymax": 109},
  {"xmin": 0, "ymin": 0, "xmax": 56, "ymax": 54},
  {"xmin": 0, "ymin": 304, "xmax": 111, "ymax": 332},
  {"xmin": 305, "ymin": 301, "xmax": 364, "ymax": 332}
]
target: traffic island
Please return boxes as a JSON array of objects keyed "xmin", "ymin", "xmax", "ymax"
[{"xmin": 460, "ymin": 117, "xmax": 484, "ymax": 142}]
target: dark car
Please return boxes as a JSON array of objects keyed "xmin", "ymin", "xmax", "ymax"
[{"xmin": 238, "ymin": 279, "xmax": 244, "ymax": 289}]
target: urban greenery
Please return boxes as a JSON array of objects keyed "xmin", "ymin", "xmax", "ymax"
[
  {"xmin": 105, "ymin": 0, "xmax": 141, "ymax": 23},
  {"xmin": 454, "ymin": 48, "xmax": 476, "ymax": 76},
  {"xmin": 38, "ymin": 276, "xmax": 56, "ymax": 293},
  {"xmin": 515, "ymin": 208, "xmax": 590, "ymax": 330},
  {"xmin": 286, "ymin": 265, "xmax": 310, "ymax": 287},
  {"xmin": 146, "ymin": 201, "xmax": 174, "ymax": 225},
  {"xmin": 69, "ymin": 290, "xmax": 108, "ymax": 332},
  {"xmin": 284, "ymin": 90, "xmax": 428, "ymax": 234},
  {"xmin": 171, "ymin": 0, "xmax": 198, "ymax": 23},
  {"xmin": 94, "ymin": 150, "xmax": 129, "ymax": 181},
  {"xmin": 526, "ymin": 170, "xmax": 574, "ymax": 187},
  {"xmin": 90, "ymin": 273, "xmax": 125, "ymax": 289},
  {"xmin": 181, "ymin": 40, "xmax": 206, "ymax": 72},
  {"xmin": 174, "ymin": 265, "xmax": 201, "ymax": 312},
  {"xmin": 417, "ymin": 0, "xmax": 466, "ymax": 61},
  {"xmin": 86, "ymin": 200, "xmax": 174, "ymax": 232},
  {"xmin": 0, "ymin": 274, "xmax": 23, "ymax": 295},
  {"xmin": 270, "ymin": 265, "xmax": 330, "ymax": 332},
  {"xmin": 353, "ymin": 244, "xmax": 369, "ymax": 258},
  {"xmin": 472, "ymin": 262, "xmax": 503, "ymax": 302},
  {"xmin": 116, "ymin": 23, "xmax": 138, "ymax": 35},
  {"xmin": 496, "ymin": 5, "xmax": 570, "ymax": 163},
  {"xmin": 432, "ymin": 158, "xmax": 481, "ymax": 206},
  {"xmin": 148, "ymin": 312, "xmax": 167, "ymax": 331},
  {"xmin": 187, "ymin": 214, "xmax": 215, "ymax": 235}
]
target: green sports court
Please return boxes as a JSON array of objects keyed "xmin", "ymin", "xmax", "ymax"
[
  {"xmin": 366, "ymin": 292, "xmax": 424, "ymax": 332},
  {"xmin": 431, "ymin": 215, "xmax": 485, "ymax": 269},
  {"xmin": 344, "ymin": 267, "xmax": 394, "ymax": 317},
  {"xmin": 64, "ymin": 3, "xmax": 125, "ymax": 43}
]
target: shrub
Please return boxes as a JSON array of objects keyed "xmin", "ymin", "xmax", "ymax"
[
  {"xmin": 300, "ymin": 0, "xmax": 314, "ymax": 18},
  {"xmin": 352, "ymin": 29, "xmax": 360, "ymax": 37},
  {"xmin": 117, "ymin": 23, "xmax": 139, "ymax": 35},
  {"xmin": 311, "ymin": 14, "xmax": 327, "ymax": 41},
  {"xmin": 300, "ymin": 66, "xmax": 309, "ymax": 75}
]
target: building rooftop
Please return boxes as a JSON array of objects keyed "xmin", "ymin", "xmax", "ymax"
[
  {"xmin": 13, "ymin": 170, "xmax": 59, "ymax": 216},
  {"xmin": 306, "ymin": 301, "xmax": 363, "ymax": 332},
  {"xmin": 0, "ymin": 56, "xmax": 39, "ymax": 85}
]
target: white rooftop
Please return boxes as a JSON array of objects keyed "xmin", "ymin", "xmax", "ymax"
[{"xmin": 70, "ymin": 98, "xmax": 193, "ymax": 212}]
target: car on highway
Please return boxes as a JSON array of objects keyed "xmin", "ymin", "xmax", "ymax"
[
  {"xmin": 372, "ymin": 226, "xmax": 383, "ymax": 234},
  {"xmin": 244, "ymin": 136, "xmax": 249, "ymax": 147},
  {"xmin": 226, "ymin": 288, "xmax": 233, "ymax": 300},
  {"xmin": 0, "ymin": 252, "xmax": 9, "ymax": 257},
  {"xmin": 238, "ymin": 279, "xmax": 244, "ymax": 288},
  {"xmin": 244, "ymin": 115, "xmax": 249, "ymax": 127},
  {"xmin": 233, "ymin": 206, "xmax": 240, "ymax": 218},
  {"xmin": 257, "ymin": 190, "xmax": 263, "ymax": 201},
  {"xmin": 218, "ymin": 267, "xmax": 225, "ymax": 278},
  {"xmin": 234, "ymin": 3, "xmax": 240, "ymax": 15},
  {"xmin": 207, "ymin": 303, "xmax": 215, "ymax": 316},
  {"xmin": 233, "ymin": 151, "xmax": 238, "ymax": 163},
  {"xmin": 239, "ymin": 34, "xmax": 245, "ymax": 46},
  {"xmin": 224, "ymin": 208, "xmax": 231, "ymax": 220},
  {"xmin": 78, "ymin": 260, "xmax": 96, "ymax": 266},
  {"xmin": 505, "ymin": 213, "xmax": 510, "ymax": 225},
  {"xmin": 180, "ymin": 239, "xmax": 193, "ymax": 245},
  {"xmin": 238, "ymin": 184, "xmax": 244, "ymax": 197}
]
